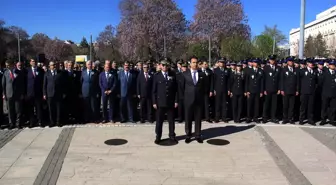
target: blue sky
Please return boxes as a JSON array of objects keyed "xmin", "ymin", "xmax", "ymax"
[{"xmin": 1, "ymin": 0, "xmax": 335, "ymax": 43}]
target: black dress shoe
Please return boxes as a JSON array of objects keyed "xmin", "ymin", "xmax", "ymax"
[
  {"xmin": 271, "ymin": 119, "xmax": 279, "ymax": 124},
  {"xmin": 253, "ymin": 119, "xmax": 260, "ymax": 123},
  {"xmin": 290, "ymin": 120, "xmax": 295, "ymax": 124},
  {"xmin": 214, "ymin": 120, "xmax": 219, "ymax": 123},
  {"xmin": 299, "ymin": 120, "xmax": 304, "ymax": 125},
  {"xmin": 8, "ymin": 125, "xmax": 15, "ymax": 130},
  {"xmin": 140, "ymin": 120, "xmax": 145, "ymax": 123},
  {"xmin": 308, "ymin": 121, "xmax": 316, "ymax": 125},
  {"xmin": 120, "ymin": 120, "xmax": 126, "ymax": 123},
  {"xmin": 169, "ymin": 137, "xmax": 178, "ymax": 144},
  {"xmin": 282, "ymin": 120, "xmax": 289, "ymax": 124},
  {"xmin": 154, "ymin": 138, "xmax": 161, "ymax": 144},
  {"xmin": 185, "ymin": 137, "xmax": 192, "ymax": 144},
  {"xmin": 102, "ymin": 120, "xmax": 108, "ymax": 123},
  {"xmin": 28, "ymin": 124, "xmax": 34, "ymax": 128},
  {"xmin": 196, "ymin": 138, "xmax": 203, "ymax": 143},
  {"xmin": 320, "ymin": 120, "xmax": 326, "ymax": 125},
  {"xmin": 246, "ymin": 119, "xmax": 252, "ymax": 123}
]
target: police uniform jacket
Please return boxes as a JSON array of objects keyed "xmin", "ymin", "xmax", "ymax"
[
  {"xmin": 213, "ymin": 67, "xmax": 230, "ymax": 93},
  {"xmin": 280, "ymin": 66, "xmax": 299, "ymax": 95},
  {"xmin": 245, "ymin": 68, "xmax": 264, "ymax": 94},
  {"xmin": 298, "ymin": 68, "xmax": 317, "ymax": 95},
  {"xmin": 152, "ymin": 71, "xmax": 178, "ymax": 108},
  {"xmin": 321, "ymin": 69, "xmax": 336, "ymax": 98},
  {"xmin": 229, "ymin": 71, "xmax": 245, "ymax": 95},
  {"xmin": 263, "ymin": 65, "xmax": 280, "ymax": 93}
]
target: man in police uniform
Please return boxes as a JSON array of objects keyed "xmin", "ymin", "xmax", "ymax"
[
  {"xmin": 320, "ymin": 60, "xmax": 336, "ymax": 125},
  {"xmin": 245, "ymin": 58, "xmax": 264, "ymax": 123},
  {"xmin": 152, "ymin": 60, "xmax": 178, "ymax": 144},
  {"xmin": 176, "ymin": 63, "xmax": 187, "ymax": 123},
  {"xmin": 262, "ymin": 55, "xmax": 281, "ymax": 123},
  {"xmin": 213, "ymin": 58, "xmax": 230, "ymax": 123},
  {"xmin": 298, "ymin": 59, "xmax": 317, "ymax": 125},
  {"xmin": 200, "ymin": 60, "xmax": 213, "ymax": 123},
  {"xmin": 281, "ymin": 57, "xmax": 299, "ymax": 124}
]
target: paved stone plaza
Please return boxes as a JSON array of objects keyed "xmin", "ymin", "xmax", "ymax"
[{"xmin": 0, "ymin": 123, "xmax": 335, "ymax": 185}]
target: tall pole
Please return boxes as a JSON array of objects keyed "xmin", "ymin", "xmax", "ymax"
[
  {"xmin": 272, "ymin": 36, "xmax": 276, "ymax": 54},
  {"xmin": 208, "ymin": 35, "xmax": 211, "ymax": 66},
  {"xmin": 299, "ymin": 0, "xmax": 306, "ymax": 59},
  {"xmin": 163, "ymin": 35, "xmax": 166, "ymax": 58},
  {"xmin": 17, "ymin": 33, "xmax": 21, "ymax": 62},
  {"xmin": 89, "ymin": 35, "xmax": 93, "ymax": 61}
]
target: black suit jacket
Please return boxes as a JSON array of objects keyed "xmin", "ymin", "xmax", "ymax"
[
  {"xmin": 43, "ymin": 70, "xmax": 66, "ymax": 99},
  {"xmin": 27, "ymin": 67, "xmax": 44, "ymax": 98},
  {"xmin": 64, "ymin": 70, "xmax": 82, "ymax": 97},
  {"xmin": 180, "ymin": 70, "xmax": 206, "ymax": 107},
  {"xmin": 137, "ymin": 72, "xmax": 153, "ymax": 98},
  {"xmin": 152, "ymin": 71, "xmax": 178, "ymax": 108}
]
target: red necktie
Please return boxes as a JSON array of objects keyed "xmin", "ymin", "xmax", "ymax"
[{"xmin": 9, "ymin": 71, "xmax": 14, "ymax": 80}]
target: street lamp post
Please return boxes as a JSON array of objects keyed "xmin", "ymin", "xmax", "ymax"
[
  {"xmin": 17, "ymin": 33, "xmax": 21, "ymax": 62},
  {"xmin": 208, "ymin": 35, "xmax": 211, "ymax": 67},
  {"xmin": 272, "ymin": 36, "xmax": 276, "ymax": 54},
  {"xmin": 299, "ymin": 0, "xmax": 306, "ymax": 59},
  {"xmin": 163, "ymin": 35, "xmax": 167, "ymax": 58},
  {"xmin": 90, "ymin": 35, "xmax": 93, "ymax": 61}
]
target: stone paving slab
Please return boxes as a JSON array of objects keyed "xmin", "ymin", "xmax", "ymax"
[
  {"xmin": 1, "ymin": 124, "xmax": 336, "ymax": 185},
  {"xmin": 0, "ymin": 128, "xmax": 62, "ymax": 185},
  {"xmin": 263, "ymin": 126, "xmax": 336, "ymax": 185},
  {"xmin": 57, "ymin": 124, "xmax": 289, "ymax": 185}
]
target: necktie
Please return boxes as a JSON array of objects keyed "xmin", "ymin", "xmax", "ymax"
[
  {"xmin": 88, "ymin": 70, "xmax": 91, "ymax": 78},
  {"xmin": 332, "ymin": 70, "xmax": 334, "ymax": 75},
  {"xmin": 145, "ymin": 73, "xmax": 148, "ymax": 81},
  {"xmin": 192, "ymin": 71, "xmax": 197, "ymax": 85},
  {"xmin": 33, "ymin": 68, "xmax": 36, "ymax": 77},
  {"xmin": 9, "ymin": 70, "xmax": 14, "ymax": 80},
  {"xmin": 106, "ymin": 72, "xmax": 108, "ymax": 79},
  {"xmin": 126, "ymin": 71, "xmax": 129, "ymax": 81},
  {"xmin": 164, "ymin": 73, "xmax": 167, "ymax": 80}
]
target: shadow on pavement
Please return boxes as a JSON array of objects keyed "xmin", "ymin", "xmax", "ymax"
[
  {"xmin": 156, "ymin": 139, "xmax": 178, "ymax": 146},
  {"xmin": 176, "ymin": 124, "xmax": 255, "ymax": 141},
  {"xmin": 206, "ymin": 139, "xmax": 230, "ymax": 146},
  {"xmin": 104, "ymin": 139, "xmax": 128, "ymax": 146}
]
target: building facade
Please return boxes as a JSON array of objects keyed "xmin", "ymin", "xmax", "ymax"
[{"xmin": 289, "ymin": 6, "xmax": 336, "ymax": 57}]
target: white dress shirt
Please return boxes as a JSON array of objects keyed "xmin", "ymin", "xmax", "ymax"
[{"xmin": 191, "ymin": 69, "xmax": 198, "ymax": 82}]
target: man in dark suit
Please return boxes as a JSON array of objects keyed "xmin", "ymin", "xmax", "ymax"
[
  {"xmin": 99, "ymin": 61, "xmax": 117, "ymax": 123},
  {"xmin": 152, "ymin": 60, "xmax": 178, "ymax": 144},
  {"xmin": 26, "ymin": 59, "xmax": 44, "ymax": 127},
  {"xmin": 281, "ymin": 57, "xmax": 299, "ymax": 124},
  {"xmin": 298, "ymin": 59, "xmax": 317, "ymax": 125},
  {"xmin": 213, "ymin": 58, "xmax": 230, "ymax": 123},
  {"xmin": 137, "ymin": 63, "xmax": 153, "ymax": 123},
  {"xmin": 118, "ymin": 61, "xmax": 136, "ymax": 123},
  {"xmin": 81, "ymin": 60, "xmax": 100, "ymax": 123},
  {"xmin": 245, "ymin": 59, "xmax": 264, "ymax": 123},
  {"xmin": 262, "ymin": 55, "xmax": 281, "ymax": 123},
  {"xmin": 64, "ymin": 61, "xmax": 82, "ymax": 124},
  {"xmin": 2, "ymin": 61, "xmax": 26, "ymax": 129},
  {"xmin": 320, "ymin": 60, "xmax": 336, "ymax": 125},
  {"xmin": 43, "ymin": 61, "xmax": 66, "ymax": 127},
  {"xmin": 180, "ymin": 57, "xmax": 206, "ymax": 143}
]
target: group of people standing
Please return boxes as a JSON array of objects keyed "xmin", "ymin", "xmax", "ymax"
[{"xmin": 1, "ymin": 55, "xmax": 336, "ymax": 144}]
